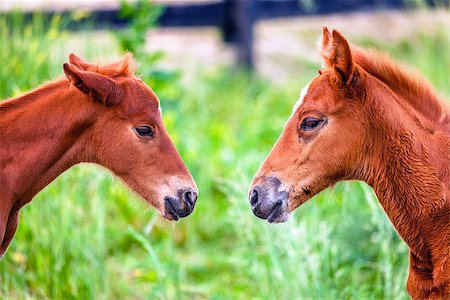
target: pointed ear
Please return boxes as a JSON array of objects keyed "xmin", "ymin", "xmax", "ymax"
[
  {"xmin": 330, "ymin": 30, "xmax": 354, "ymax": 84},
  {"xmin": 63, "ymin": 63, "xmax": 123, "ymax": 106},
  {"xmin": 319, "ymin": 27, "xmax": 332, "ymax": 67},
  {"xmin": 68, "ymin": 53, "xmax": 94, "ymax": 70}
]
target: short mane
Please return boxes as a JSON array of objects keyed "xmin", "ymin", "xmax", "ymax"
[{"xmin": 351, "ymin": 46, "xmax": 450, "ymax": 133}]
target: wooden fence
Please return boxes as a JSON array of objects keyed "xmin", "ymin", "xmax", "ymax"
[{"xmin": 22, "ymin": 0, "xmax": 448, "ymax": 69}]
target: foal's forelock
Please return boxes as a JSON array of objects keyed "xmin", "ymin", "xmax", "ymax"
[{"xmin": 73, "ymin": 53, "xmax": 136, "ymax": 78}]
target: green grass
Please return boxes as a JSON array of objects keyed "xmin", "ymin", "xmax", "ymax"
[{"xmin": 0, "ymin": 11, "xmax": 449, "ymax": 300}]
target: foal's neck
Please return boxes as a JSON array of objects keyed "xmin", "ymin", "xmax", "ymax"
[
  {"xmin": 0, "ymin": 81, "xmax": 98, "ymax": 208},
  {"xmin": 360, "ymin": 85, "xmax": 449, "ymax": 260},
  {"xmin": 366, "ymin": 135, "xmax": 445, "ymax": 256}
]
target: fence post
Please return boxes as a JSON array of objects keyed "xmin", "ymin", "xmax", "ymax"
[{"xmin": 223, "ymin": 0, "xmax": 257, "ymax": 69}]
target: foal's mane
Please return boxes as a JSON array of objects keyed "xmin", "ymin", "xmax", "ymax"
[
  {"xmin": 351, "ymin": 46, "xmax": 450, "ymax": 133},
  {"xmin": 0, "ymin": 54, "xmax": 136, "ymax": 117}
]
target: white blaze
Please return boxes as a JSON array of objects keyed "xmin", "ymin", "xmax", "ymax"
[{"xmin": 292, "ymin": 81, "xmax": 311, "ymax": 115}]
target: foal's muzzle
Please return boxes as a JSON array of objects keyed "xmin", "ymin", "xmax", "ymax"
[
  {"xmin": 249, "ymin": 177, "xmax": 289, "ymax": 223},
  {"xmin": 164, "ymin": 188, "xmax": 198, "ymax": 221}
]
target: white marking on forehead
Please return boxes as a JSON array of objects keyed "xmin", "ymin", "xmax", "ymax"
[
  {"xmin": 292, "ymin": 81, "xmax": 312, "ymax": 115},
  {"xmin": 158, "ymin": 105, "xmax": 162, "ymax": 116}
]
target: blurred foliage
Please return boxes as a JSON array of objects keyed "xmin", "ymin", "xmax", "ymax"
[
  {"xmin": 0, "ymin": 6, "xmax": 448, "ymax": 300},
  {"xmin": 115, "ymin": 0, "xmax": 162, "ymax": 54},
  {"xmin": 114, "ymin": 0, "xmax": 180, "ymax": 104},
  {"xmin": 0, "ymin": 12, "xmax": 67, "ymax": 98}
]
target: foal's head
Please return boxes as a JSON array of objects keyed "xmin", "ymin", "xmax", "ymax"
[
  {"xmin": 249, "ymin": 28, "xmax": 371, "ymax": 223},
  {"xmin": 64, "ymin": 53, "xmax": 197, "ymax": 221}
]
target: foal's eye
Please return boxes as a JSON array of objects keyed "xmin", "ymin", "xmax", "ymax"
[
  {"xmin": 134, "ymin": 125, "xmax": 154, "ymax": 138},
  {"xmin": 300, "ymin": 117, "xmax": 324, "ymax": 131}
]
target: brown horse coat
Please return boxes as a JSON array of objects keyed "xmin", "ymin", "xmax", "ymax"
[
  {"xmin": 250, "ymin": 28, "xmax": 449, "ymax": 299},
  {"xmin": 0, "ymin": 54, "xmax": 198, "ymax": 257}
]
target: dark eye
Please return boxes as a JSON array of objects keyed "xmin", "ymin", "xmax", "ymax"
[
  {"xmin": 300, "ymin": 117, "xmax": 324, "ymax": 131},
  {"xmin": 134, "ymin": 125, "xmax": 154, "ymax": 138}
]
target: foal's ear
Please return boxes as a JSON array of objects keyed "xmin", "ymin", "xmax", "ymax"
[
  {"xmin": 331, "ymin": 30, "xmax": 353, "ymax": 84},
  {"xmin": 68, "ymin": 53, "xmax": 94, "ymax": 70},
  {"xmin": 319, "ymin": 27, "xmax": 332, "ymax": 65},
  {"xmin": 63, "ymin": 63, "xmax": 123, "ymax": 106},
  {"xmin": 320, "ymin": 29, "xmax": 354, "ymax": 85}
]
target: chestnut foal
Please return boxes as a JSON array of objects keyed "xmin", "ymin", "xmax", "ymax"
[
  {"xmin": 0, "ymin": 54, "xmax": 198, "ymax": 258},
  {"xmin": 249, "ymin": 28, "xmax": 449, "ymax": 299}
]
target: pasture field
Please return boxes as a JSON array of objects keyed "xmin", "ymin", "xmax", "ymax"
[{"xmin": 0, "ymin": 8, "xmax": 449, "ymax": 300}]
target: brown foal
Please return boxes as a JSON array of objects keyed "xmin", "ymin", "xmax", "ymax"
[
  {"xmin": 0, "ymin": 54, "xmax": 198, "ymax": 258},
  {"xmin": 249, "ymin": 28, "xmax": 449, "ymax": 299}
]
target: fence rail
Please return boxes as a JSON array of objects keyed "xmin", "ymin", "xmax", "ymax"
[{"xmin": 19, "ymin": 0, "xmax": 448, "ymax": 69}]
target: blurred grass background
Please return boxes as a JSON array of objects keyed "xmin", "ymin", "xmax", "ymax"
[{"xmin": 0, "ymin": 3, "xmax": 449, "ymax": 300}]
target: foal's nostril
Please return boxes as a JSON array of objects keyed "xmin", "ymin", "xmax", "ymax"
[
  {"xmin": 165, "ymin": 188, "xmax": 198, "ymax": 220},
  {"xmin": 181, "ymin": 189, "xmax": 198, "ymax": 210},
  {"xmin": 250, "ymin": 188, "xmax": 259, "ymax": 206}
]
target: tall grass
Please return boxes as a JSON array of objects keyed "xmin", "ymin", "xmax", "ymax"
[
  {"xmin": 0, "ymin": 12, "xmax": 66, "ymax": 97},
  {"xmin": 0, "ymin": 9, "xmax": 448, "ymax": 300}
]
